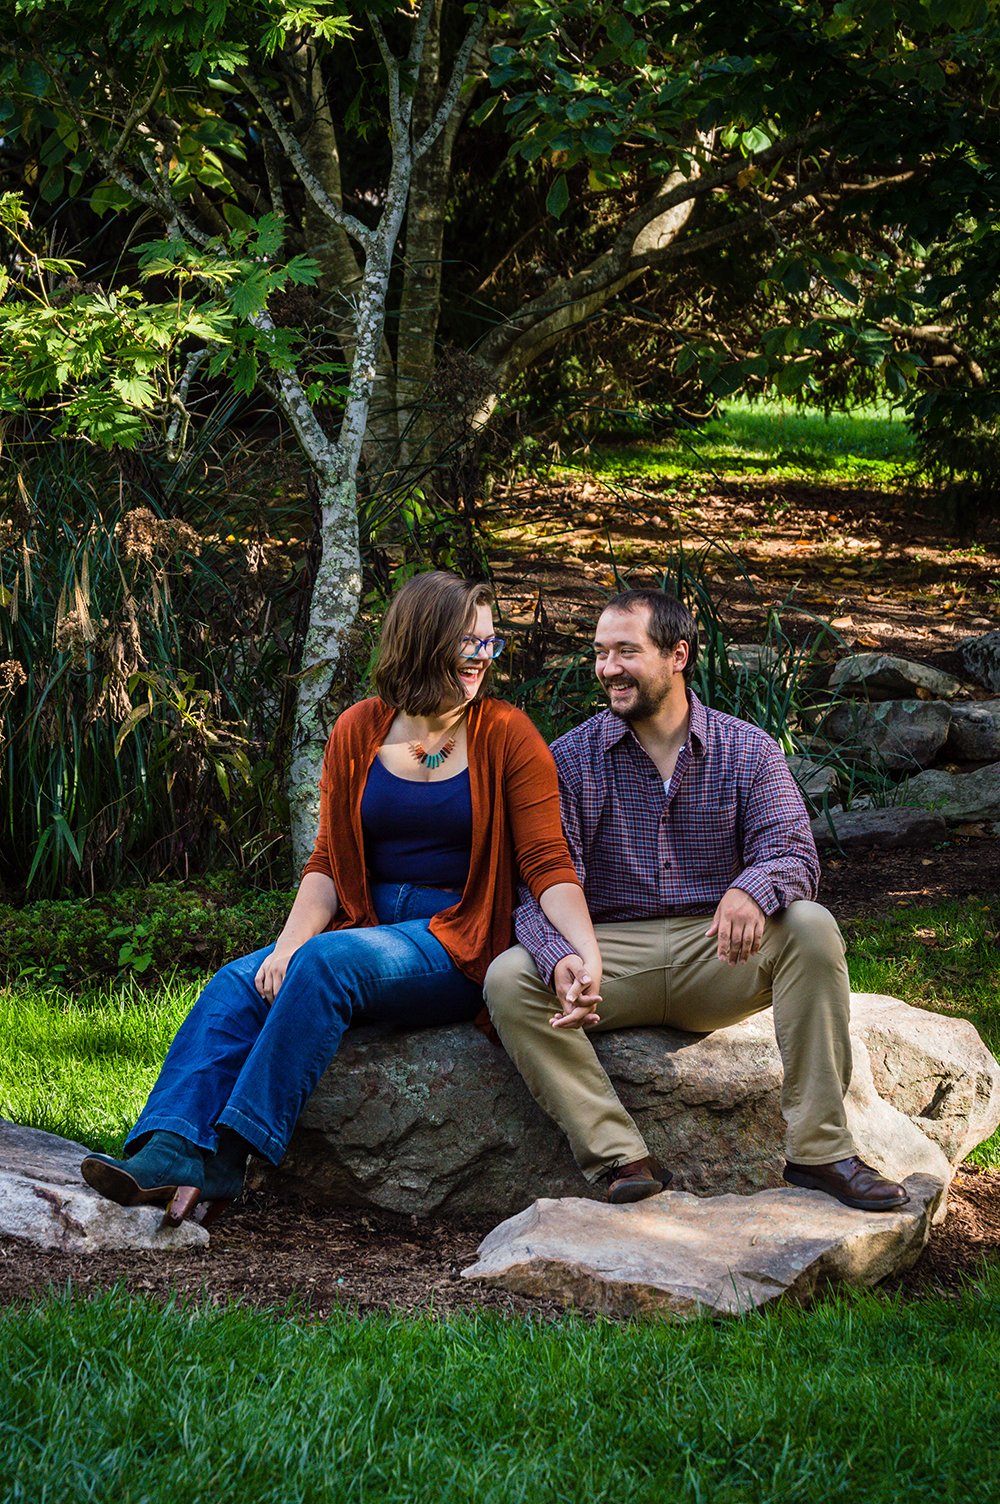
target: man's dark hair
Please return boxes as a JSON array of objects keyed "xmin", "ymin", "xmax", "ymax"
[{"xmin": 605, "ymin": 590, "xmax": 699, "ymax": 683}]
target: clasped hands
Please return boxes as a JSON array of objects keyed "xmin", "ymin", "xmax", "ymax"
[
  {"xmin": 549, "ymin": 888, "xmax": 766, "ymax": 1030},
  {"xmin": 550, "ymin": 953, "xmax": 603, "ymax": 1030}
]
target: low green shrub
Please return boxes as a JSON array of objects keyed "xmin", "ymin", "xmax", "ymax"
[{"xmin": 0, "ymin": 873, "xmax": 294, "ymax": 988}]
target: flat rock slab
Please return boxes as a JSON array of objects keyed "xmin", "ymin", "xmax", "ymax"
[
  {"xmin": 462, "ymin": 1174, "xmax": 946, "ymax": 1318},
  {"xmin": 0, "ymin": 1120, "xmax": 208, "ymax": 1253},
  {"xmin": 904, "ymin": 761, "xmax": 1000, "ymax": 822}
]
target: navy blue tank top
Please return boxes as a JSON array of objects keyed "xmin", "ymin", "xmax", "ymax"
[{"xmin": 360, "ymin": 756, "xmax": 473, "ymax": 890}]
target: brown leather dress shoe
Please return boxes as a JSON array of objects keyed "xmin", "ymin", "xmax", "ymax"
[
  {"xmin": 783, "ymin": 1155, "xmax": 909, "ymax": 1212},
  {"xmin": 605, "ymin": 1157, "xmax": 671, "ymax": 1205}
]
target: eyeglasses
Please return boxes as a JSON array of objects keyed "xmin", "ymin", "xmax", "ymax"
[{"xmin": 459, "ymin": 635, "xmax": 506, "ymax": 659}]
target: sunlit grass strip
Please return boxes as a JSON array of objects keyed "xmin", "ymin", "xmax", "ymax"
[
  {"xmin": 2, "ymin": 1280, "xmax": 999, "ymax": 1503},
  {"xmin": 845, "ymin": 899, "xmax": 1000, "ymax": 1168},
  {"xmin": 588, "ymin": 398, "xmax": 915, "ymax": 484},
  {"xmin": 0, "ymin": 979, "xmax": 196, "ymax": 1154}
]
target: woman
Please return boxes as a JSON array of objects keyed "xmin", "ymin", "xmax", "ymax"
[{"xmin": 82, "ymin": 572, "xmax": 600, "ymax": 1225}]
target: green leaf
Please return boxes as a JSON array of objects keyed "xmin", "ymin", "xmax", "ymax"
[
  {"xmin": 545, "ymin": 173, "xmax": 569, "ymax": 218},
  {"xmin": 605, "ymin": 13, "xmax": 635, "ymax": 48},
  {"xmin": 779, "ymin": 259, "xmax": 811, "ymax": 295},
  {"xmin": 114, "ymin": 702, "xmax": 152, "ymax": 758},
  {"xmin": 776, "ymin": 359, "xmax": 815, "ymax": 395},
  {"xmin": 284, "ymin": 255, "xmax": 320, "ymax": 287},
  {"xmin": 112, "ymin": 374, "xmax": 157, "ymax": 409},
  {"xmin": 581, "ymin": 124, "xmax": 615, "ymax": 156}
]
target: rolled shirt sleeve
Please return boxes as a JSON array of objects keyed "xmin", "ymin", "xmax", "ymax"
[
  {"xmin": 730, "ymin": 742, "xmax": 820, "ymax": 915},
  {"xmin": 513, "ymin": 761, "xmax": 587, "ymax": 987}
]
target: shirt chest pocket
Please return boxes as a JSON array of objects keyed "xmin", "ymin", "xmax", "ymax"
[{"xmin": 683, "ymin": 797, "xmax": 740, "ymax": 874}]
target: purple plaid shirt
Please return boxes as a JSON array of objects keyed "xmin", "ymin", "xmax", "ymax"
[{"xmin": 515, "ymin": 692, "xmax": 820, "ymax": 985}]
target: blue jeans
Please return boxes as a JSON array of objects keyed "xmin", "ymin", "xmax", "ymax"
[{"xmin": 126, "ymin": 882, "xmax": 481, "ymax": 1164}]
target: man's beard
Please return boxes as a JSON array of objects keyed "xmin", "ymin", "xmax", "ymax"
[{"xmin": 603, "ymin": 675, "xmax": 671, "ymax": 722}]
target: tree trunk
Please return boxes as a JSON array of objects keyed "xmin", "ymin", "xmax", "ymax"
[{"xmin": 287, "ymin": 471, "xmax": 363, "ymax": 870}]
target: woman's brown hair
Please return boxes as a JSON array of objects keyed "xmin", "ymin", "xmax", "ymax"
[{"xmin": 374, "ymin": 572, "xmax": 495, "ymax": 714}]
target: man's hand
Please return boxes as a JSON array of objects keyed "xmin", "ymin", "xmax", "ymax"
[
  {"xmin": 706, "ymin": 888, "xmax": 766, "ymax": 965},
  {"xmin": 550, "ymin": 954, "xmax": 603, "ymax": 1030},
  {"xmin": 254, "ymin": 947, "xmax": 296, "ymax": 1004}
]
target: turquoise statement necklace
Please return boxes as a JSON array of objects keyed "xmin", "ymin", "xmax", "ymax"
[{"xmin": 407, "ymin": 709, "xmax": 467, "ymax": 770}]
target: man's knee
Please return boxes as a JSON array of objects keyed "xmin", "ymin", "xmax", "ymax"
[
  {"xmin": 484, "ymin": 945, "xmax": 546, "ymax": 1027},
  {"xmin": 772, "ymin": 900, "xmax": 845, "ymax": 959}
]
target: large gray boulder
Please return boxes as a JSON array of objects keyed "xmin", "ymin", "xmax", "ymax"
[
  {"xmin": 829, "ymin": 653, "xmax": 963, "ymax": 701},
  {"xmin": 787, "ymin": 753, "xmax": 840, "ymax": 802},
  {"xmin": 266, "ymin": 993, "xmax": 1000, "ymax": 1221},
  {"xmin": 0, "ymin": 1120, "xmax": 208, "ymax": 1252},
  {"xmin": 810, "ymin": 806, "xmax": 947, "ymax": 851},
  {"xmin": 820, "ymin": 699, "xmax": 952, "ymax": 771},
  {"xmin": 960, "ymin": 631, "xmax": 1000, "ymax": 693},
  {"xmin": 904, "ymin": 761, "xmax": 1000, "ymax": 823},
  {"xmin": 462, "ymin": 1174, "xmax": 945, "ymax": 1317},
  {"xmin": 946, "ymin": 701, "xmax": 1000, "ymax": 763}
]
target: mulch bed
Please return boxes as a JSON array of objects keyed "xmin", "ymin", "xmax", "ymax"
[{"xmin": 2, "ymin": 1166, "xmax": 997, "ymax": 1319}]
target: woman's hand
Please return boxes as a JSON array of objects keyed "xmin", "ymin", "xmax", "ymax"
[
  {"xmin": 550, "ymin": 953, "xmax": 603, "ymax": 1030},
  {"xmin": 255, "ymin": 872, "xmax": 339, "ymax": 1004},
  {"xmin": 254, "ymin": 947, "xmax": 296, "ymax": 1004}
]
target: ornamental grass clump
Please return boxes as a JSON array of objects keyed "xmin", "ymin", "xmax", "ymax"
[{"xmin": 0, "ymin": 437, "xmax": 306, "ymax": 897}]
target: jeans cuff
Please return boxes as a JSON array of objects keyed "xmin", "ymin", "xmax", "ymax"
[
  {"xmin": 217, "ymin": 1106, "xmax": 286, "ymax": 1165},
  {"xmin": 125, "ymin": 1114, "xmax": 217, "ymax": 1154}
]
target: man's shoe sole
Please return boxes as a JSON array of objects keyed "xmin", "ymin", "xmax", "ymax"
[
  {"xmin": 608, "ymin": 1179, "xmax": 668, "ymax": 1205},
  {"xmin": 782, "ymin": 1166, "xmax": 909, "ymax": 1213},
  {"xmin": 81, "ymin": 1156, "xmax": 182, "ymax": 1210}
]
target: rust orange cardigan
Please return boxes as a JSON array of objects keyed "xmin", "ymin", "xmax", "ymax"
[{"xmin": 301, "ymin": 696, "xmax": 581, "ymax": 985}]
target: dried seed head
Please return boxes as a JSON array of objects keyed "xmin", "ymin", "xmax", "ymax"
[
  {"xmin": 0, "ymin": 659, "xmax": 27, "ymax": 694},
  {"xmin": 115, "ymin": 507, "xmax": 202, "ymax": 563},
  {"xmin": 54, "ymin": 607, "xmax": 94, "ymax": 665}
]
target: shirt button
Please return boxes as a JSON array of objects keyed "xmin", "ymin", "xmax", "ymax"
[{"xmin": 662, "ymin": 858, "xmax": 671, "ymax": 868}]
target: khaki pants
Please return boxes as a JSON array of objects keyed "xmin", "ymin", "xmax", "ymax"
[{"xmin": 484, "ymin": 901, "xmax": 855, "ymax": 1182}]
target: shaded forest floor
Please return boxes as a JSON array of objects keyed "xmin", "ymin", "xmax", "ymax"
[
  {"xmin": 489, "ymin": 463, "xmax": 1000, "ymax": 673},
  {"xmin": 4, "ymin": 452, "xmax": 1000, "ymax": 1316}
]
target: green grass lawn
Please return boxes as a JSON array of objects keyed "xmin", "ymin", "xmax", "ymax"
[
  {"xmin": 585, "ymin": 399, "xmax": 915, "ymax": 487},
  {"xmin": 2, "ymin": 1281, "xmax": 999, "ymax": 1504},
  {"xmin": 0, "ymin": 978, "xmax": 194, "ymax": 1154}
]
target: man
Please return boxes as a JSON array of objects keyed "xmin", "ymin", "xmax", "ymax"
[{"xmin": 485, "ymin": 589, "xmax": 908, "ymax": 1211}]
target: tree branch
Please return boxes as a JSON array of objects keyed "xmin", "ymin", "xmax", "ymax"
[
  {"xmin": 240, "ymin": 71, "xmax": 376, "ymax": 250},
  {"xmin": 251, "ymin": 311, "xmax": 342, "ymax": 471},
  {"xmin": 413, "ymin": 2, "xmax": 489, "ymax": 161},
  {"xmin": 891, "ymin": 325, "xmax": 986, "ymax": 386},
  {"xmin": 111, "ymin": 53, "xmax": 167, "ymax": 158},
  {"xmin": 369, "ymin": 15, "xmax": 405, "ymax": 138},
  {"xmin": 166, "ymin": 346, "xmax": 209, "ymax": 460}
]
